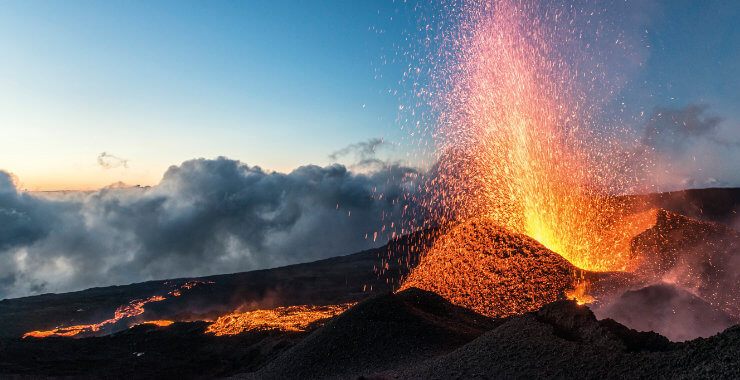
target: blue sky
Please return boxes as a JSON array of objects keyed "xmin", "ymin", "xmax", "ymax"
[
  {"xmin": 0, "ymin": 0, "xmax": 738, "ymax": 190},
  {"xmin": 0, "ymin": 1, "xmax": 420, "ymax": 189},
  {"xmin": 618, "ymin": 0, "xmax": 740, "ymax": 119}
]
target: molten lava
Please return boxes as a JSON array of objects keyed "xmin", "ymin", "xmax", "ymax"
[
  {"xmin": 422, "ymin": 0, "xmax": 650, "ymax": 272},
  {"xmin": 206, "ymin": 303, "xmax": 354, "ymax": 336},
  {"xmin": 23, "ymin": 280, "xmax": 212, "ymax": 339},
  {"xmin": 400, "ymin": 218, "xmax": 581, "ymax": 317},
  {"xmin": 136, "ymin": 320, "xmax": 175, "ymax": 327},
  {"xmin": 397, "ymin": 1, "xmax": 661, "ymax": 318},
  {"xmin": 565, "ymin": 279, "xmax": 595, "ymax": 306}
]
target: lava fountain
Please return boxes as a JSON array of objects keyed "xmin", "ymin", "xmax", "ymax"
[
  {"xmin": 420, "ymin": 0, "xmax": 651, "ymax": 272},
  {"xmin": 398, "ymin": 0, "xmax": 657, "ymax": 316}
]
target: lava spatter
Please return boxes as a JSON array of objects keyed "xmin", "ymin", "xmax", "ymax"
[
  {"xmin": 400, "ymin": 217, "xmax": 580, "ymax": 317},
  {"xmin": 410, "ymin": 0, "xmax": 651, "ymax": 272}
]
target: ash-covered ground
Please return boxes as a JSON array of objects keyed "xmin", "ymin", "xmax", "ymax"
[{"xmin": 0, "ymin": 188, "xmax": 738, "ymax": 379}]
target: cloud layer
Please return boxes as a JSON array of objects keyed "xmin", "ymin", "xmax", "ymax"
[
  {"xmin": 0, "ymin": 158, "xmax": 422, "ymax": 299},
  {"xmin": 643, "ymin": 104, "xmax": 740, "ymax": 190}
]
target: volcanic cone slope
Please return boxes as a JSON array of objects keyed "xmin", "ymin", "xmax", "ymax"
[
  {"xmin": 400, "ymin": 217, "xmax": 579, "ymax": 317},
  {"xmin": 237, "ymin": 288, "xmax": 498, "ymax": 379},
  {"xmin": 388, "ymin": 300, "xmax": 740, "ymax": 379}
]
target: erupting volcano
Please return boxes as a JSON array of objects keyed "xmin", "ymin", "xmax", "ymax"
[
  {"xmin": 1, "ymin": 0, "xmax": 739, "ymax": 378},
  {"xmin": 428, "ymin": 0, "xmax": 650, "ymax": 269},
  {"xmin": 397, "ymin": 0, "xmax": 662, "ymax": 316}
]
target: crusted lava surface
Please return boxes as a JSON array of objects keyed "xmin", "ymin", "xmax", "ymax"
[{"xmin": 400, "ymin": 217, "xmax": 579, "ymax": 318}]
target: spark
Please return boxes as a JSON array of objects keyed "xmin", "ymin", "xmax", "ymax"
[
  {"xmin": 420, "ymin": 0, "xmax": 650, "ymax": 271},
  {"xmin": 395, "ymin": 0, "xmax": 655, "ymax": 315}
]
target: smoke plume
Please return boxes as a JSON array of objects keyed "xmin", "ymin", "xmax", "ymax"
[
  {"xmin": 329, "ymin": 138, "xmax": 389, "ymax": 170},
  {"xmin": 97, "ymin": 152, "xmax": 129, "ymax": 169}
]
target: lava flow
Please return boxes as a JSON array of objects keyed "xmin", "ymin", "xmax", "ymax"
[
  {"xmin": 23, "ymin": 280, "xmax": 212, "ymax": 339},
  {"xmin": 206, "ymin": 303, "xmax": 354, "ymax": 336},
  {"xmin": 134, "ymin": 320, "xmax": 175, "ymax": 327}
]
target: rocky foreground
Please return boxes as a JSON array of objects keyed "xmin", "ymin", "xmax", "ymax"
[{"xmin": 3, "ymin": 288, "xmax": 737, "ymax": 379}]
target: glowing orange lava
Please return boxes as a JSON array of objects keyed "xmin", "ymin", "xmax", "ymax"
[
  {"xmin": 136, "ymin": 320, "xmax": 175, "ymax": 327},
  {"xmin": 400, "ymin": 218, "xmax": 580, "ymax": 317},
  {"xmin": 565, "ymin": 278, "xmax": 595, "ymax": 306},
  {"xmin": 23, "ymin": 280, "xmax": 212, "ymax": 339},
  {"xmin": 206, "ymin": 303, "xmax": 354, "ymax": 336},
  {"xmin": 423, "ymin": 0, "xmax": 650, "ymax": 272}
]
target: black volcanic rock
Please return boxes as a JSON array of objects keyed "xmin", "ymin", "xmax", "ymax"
[
  {"xmin": 385, "ymin": 300, "xmax": 739, "ymax": 380},
  {"xmin": 630, "ymin": 209, "xmax": 740, "ymax": 318},
  {"xmin": 233, "ymin": 294, "xmax": 740, "ymax": 380},
  {"xmin": 0, "ymin": 321, "xmax": 303, "ymax": 379},
  {"xmin": 2, "ymin": 290, "xmax": 739, "ymax": 379},
  {"xmin": 621, "ymin": 187, "xmax": 740, "ymax": 227},
  {"xmin": 631, "ymin": 209, "xmax": 736, "ymax": 273},
  {"xmin": 236, "ymin": 288, "xmax": 498, "ymax": 380},
  {"xmin": 644, "ymin": 187, "xmax": 740, "ymax": 226}
]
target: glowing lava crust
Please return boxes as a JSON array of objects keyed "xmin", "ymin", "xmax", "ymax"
[
  {"xmin": 206, "ymin": 303, "xmax": 354, "ymax": 336},
  {"xmin": 400, "ymin": 217, "xmax": 588, "ymax": 317},
  {"xmin": 23, "ymin": 280, "xmax": 212, "ymax": 339}
]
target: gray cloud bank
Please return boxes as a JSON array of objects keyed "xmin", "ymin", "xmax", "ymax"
[
  {"xmin": 643, "ymin": 104, "xmax": 740, "ymax": 190},
  {"xmin": 0, "ymin": 158, "xmax": 423, "ymax": 299}
]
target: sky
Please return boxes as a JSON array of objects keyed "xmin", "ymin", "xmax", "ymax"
[
  {"xmin": 0, "ymin": 1, "xmax": 419, "ymax": 190},
  {"xmin": 628, "ymin": 0, "xmax": 740, "ymax": 117},
  {"xmin": 615, "ymin": 0, "xmax": 740, "ymax": 190},
  {"xmin": 0, "ymin": 0, "xmax": 738, "ymax": 191}
]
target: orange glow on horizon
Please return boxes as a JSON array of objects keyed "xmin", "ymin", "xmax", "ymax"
[{"xmin": 13, "ymin": 173, "xmax": 159, "ymax": 193}]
